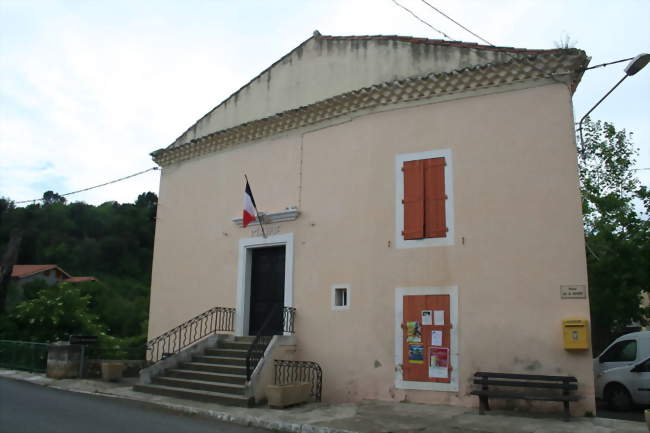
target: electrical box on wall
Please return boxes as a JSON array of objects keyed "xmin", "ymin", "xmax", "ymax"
[{"xmin": 562, "ymin": 319, "xmax": 589, "ymax": 350}]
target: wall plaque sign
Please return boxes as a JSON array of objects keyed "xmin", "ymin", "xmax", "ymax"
[
  {"xmin": 560, "ymin": 285, "xmax": 586, "ymax": 299},
  {"xmin": 251, "ymin": 224, "xmax": 280, "ymax": 237}
]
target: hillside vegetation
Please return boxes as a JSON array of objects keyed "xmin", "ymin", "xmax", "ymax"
[{"xmin": 0, "ymin": 192, "xmax": 157, "ymax": 357}]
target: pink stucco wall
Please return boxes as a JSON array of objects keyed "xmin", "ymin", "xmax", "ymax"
[{"xmin": 148, "ymin": 82, "xmax": 594, "ymax": 413}]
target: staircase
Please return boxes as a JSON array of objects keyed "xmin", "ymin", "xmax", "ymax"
[{"xmin": 134, "ymin": 336, "xmax": 256, "ymax": 407}]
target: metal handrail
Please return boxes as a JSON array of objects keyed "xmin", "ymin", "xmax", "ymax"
[
  {"xmin": 245, "ymin": 305, "xmax": 296, "ymax": 380},
  {"xmin": 145, "ymin": 306, "xmax": 235, "ymax": 363},
  {"xmin": 274, "ymin": 359, "xmax": 323, "ymax": 402},
  {"xmin": 245, "ymin": 304, "xmax": 279, "ymax": 380}
]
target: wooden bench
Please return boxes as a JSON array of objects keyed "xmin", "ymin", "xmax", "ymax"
[{"xmin": 470, "ymin": 372, "xmax": 579, "ymax": 421}]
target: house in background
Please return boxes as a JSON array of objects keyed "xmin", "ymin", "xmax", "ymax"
[
  {"xmin": 141, "ymin": 33, "xmax": 594, "ymax": 413},
  {"xmin": 9, "ymin": 264, "xmax": 97, "ymax": 286}
]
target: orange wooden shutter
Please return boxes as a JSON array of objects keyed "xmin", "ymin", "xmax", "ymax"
[
  {"xmin": 424, "ymin": 157, "xmax": 446, "ymax": 238},
  {"xmin": 402, "ymin": 160, "xmax": 424, "ymax": 240}
]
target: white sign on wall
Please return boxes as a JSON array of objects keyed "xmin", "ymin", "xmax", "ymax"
[
  {"xmin": 560, "ymin": 285, "xmax": 587, "ymax": 299},
  {"xmin": 251, "ymin": 224, "xmax": 281, "ymax": 237}
]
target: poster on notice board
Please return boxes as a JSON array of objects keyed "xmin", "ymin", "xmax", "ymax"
[
  {"xmin": 428, "ymin": 347, "xmax": 449, "ymax": 378},
  {"xmin": 406, "ymin": 321, "xmax": 421, "ymax": 343},
  {"xmin": 408, "ymin": 344, "xmax": 424, "ymax": 364}
]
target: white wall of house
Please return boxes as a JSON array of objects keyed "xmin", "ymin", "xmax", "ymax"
[{"xmin": 148, "ymin": 82, "xmax": 594, "ymax": 413}]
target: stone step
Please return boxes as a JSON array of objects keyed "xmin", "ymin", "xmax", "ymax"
[
  {"xmin": 180, "ymin": 361, "xmax": 246, "ymax": 375},
  {"xmin": 165, "ymin": 368, "xmax": 246, "ymax": 385},
  {"xmin": 218, "ymin": 341, "xmax": 253, "ymax": 350},
  {"xmin": 193, "ymin": 355, "xmax": 246, "ymax": 366},
  {"xmin": 153, "ymin": 376, "xmax": 245, "ymax": 394},
  {"xmin": 204, "ymin": 348, "xmax": 248, "ymax": 357},
  {"xmin": 133, "ymin": 383, "xmax": 252, "ymax": 407}
]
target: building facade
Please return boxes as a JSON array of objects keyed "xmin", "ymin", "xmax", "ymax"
[{"xmin": 147, "ymin": 34, "xmax": 595, "ymax": 412}]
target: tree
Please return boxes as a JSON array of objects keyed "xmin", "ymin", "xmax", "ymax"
[
  {"xmin": 0, "ymin": 228, "xmax": 22, "ymax": 312},
  {"xmin": 578, "ymin": 118, "xmax": 650, "ymax": 351},
  {"xmin": 0, "ymin": 192, "xmax": 156, "ymax": 347},
  {"xmin": 136, "ymin": 192, "xmax": 158, "ymax": 210},
  {"xmin": 42, "ymin": 190, "xmax": 66, "ymax": 205}
]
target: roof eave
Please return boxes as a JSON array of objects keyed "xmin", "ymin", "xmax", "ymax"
[{"xmin": 151, "ymin": 49, "xmax": 587, "ymax": 168}]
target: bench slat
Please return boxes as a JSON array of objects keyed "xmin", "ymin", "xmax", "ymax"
[
  {"xmin": 473, "ymin": 379, "xmax": 577, "ymax": 390},
  {"xmin": 471, "ymin": 390, "xmax": 579, "ymax": 402},
  {"xmin": 474, "ymin": 372, "xmax": 577, "ymax": 382}
]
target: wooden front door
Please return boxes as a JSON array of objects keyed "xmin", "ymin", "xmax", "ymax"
[
  {"xmin": 249, "ymin": 246, "xmax": 285, "ymax": 335},
  {"xmin": 402, "ymin": 294, "xmax": 451, "ymax": 383}
]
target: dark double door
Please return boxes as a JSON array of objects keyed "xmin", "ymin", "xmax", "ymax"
[{"xmin": 249, "ymin": 246, "xmax": 285, "ymax": 335}]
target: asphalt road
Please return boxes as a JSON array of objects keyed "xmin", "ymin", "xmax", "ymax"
[
  {"xmin": 0, "ymin": 378, "xmax": 271, "ymax": 433},
  {"xmin": 596, "ymin": 399, "xmax": 646, "ymax": 423}
]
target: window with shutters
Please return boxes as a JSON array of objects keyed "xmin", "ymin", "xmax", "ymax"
[{"xmin": 395, "ymin": 149, "xmax": 454, "ymax": 248}]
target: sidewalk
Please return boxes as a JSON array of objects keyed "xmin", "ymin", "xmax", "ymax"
[{"xmin": 1, "ymin": 369, "xmax": 646, "ymax": 433}]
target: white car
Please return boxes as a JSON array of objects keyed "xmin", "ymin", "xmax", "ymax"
[{"xmin": 594, "ymin": 331, "xmax": 650, "ymax": 410}]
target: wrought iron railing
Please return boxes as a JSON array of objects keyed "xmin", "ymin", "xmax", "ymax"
[
  {"xmin": 274, "ymin": 359, "xmax": 323, "ymax": 402},
  {"xmin": 0, "ymin": 340, "xmax": 48, "ymax": 373},
  {"xmin": 145, "ymin": 306, "xmax": 235, "ymax": 363},
  {"xmin": 283, "ymin": 306, "xmax": 296, "ymax": 334},
  {"xmin": 245, "ymin": 305, "xmax": 296, "ymax": 380},
  {"xmin": 245, "ymin": 304, "xmax": 279, "ymax": 380}
]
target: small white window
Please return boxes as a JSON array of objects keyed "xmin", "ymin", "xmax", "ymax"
[{"xmin": 331, "ymin": 285, "xmax": 350, "ymax": 311}]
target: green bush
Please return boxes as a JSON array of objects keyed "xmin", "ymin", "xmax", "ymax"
[{"xmin": 9, "ymin": 283, "xmax": 105, "ymax": 342}]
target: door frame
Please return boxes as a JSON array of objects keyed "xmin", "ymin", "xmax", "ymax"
[
  {"xmin": 395, "ymin": 286, "xmax": 459, "ymax": 391},
  {"xmin": 236, "ymin": 232, "xmax": 294, "ymax": 336}
]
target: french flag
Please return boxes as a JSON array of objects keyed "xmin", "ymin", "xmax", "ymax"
[{"xmin": 243, "ymin": 180, "xmax": 257, "ymax": 228}]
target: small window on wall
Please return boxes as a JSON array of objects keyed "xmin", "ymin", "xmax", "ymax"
[
  {"xmin": 396, "ymin": 149, "xmax": 454, "ymax": 248},
  {"xmin": 332, "ymin": 285, "xmax": 350, "ymax": 311}
]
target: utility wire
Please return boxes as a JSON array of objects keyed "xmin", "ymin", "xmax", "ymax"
[
  {"xmin": 420, "ymin": 0, "xmax": 491, "ymax": 45},
  {"xmin": 415, "ymin": 0, "xmax": 563, "ymax": 84},
  {"xmin": 15, "ymin": 167, "xmax": 160, "ymax": 204},
  {"xmin": 418, "ymin": 3, "xmax": 636, "ymax": 90},
  {"xmin": 391, "ymin": 0, "xmax": 454, "ymax": 40}
]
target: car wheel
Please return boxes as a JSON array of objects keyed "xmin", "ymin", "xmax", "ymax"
[{"xmin": 606, "ymin": 384, "xmax": 634, "ymax": 411}]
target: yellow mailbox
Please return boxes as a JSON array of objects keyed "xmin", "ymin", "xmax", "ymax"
[{"xmin": 563, "ymin": 319, "xmax": 589, "ymax": 350}]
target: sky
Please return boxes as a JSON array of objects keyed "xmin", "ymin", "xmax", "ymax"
[{"xmin": 1, "ymin": 0, "xmax": 648, "ymax": 206}]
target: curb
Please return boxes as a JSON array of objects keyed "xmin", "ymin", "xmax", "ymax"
[{"xmin": 65, "ymin": 388, "xmax": 359, "ymax": 433}]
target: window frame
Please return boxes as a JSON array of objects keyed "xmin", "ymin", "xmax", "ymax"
[
  {"xmin": 331, "ymin": 284, "xmax": 350, "ymax": 311},
  {"xmin": 600, "ymin": 340, "xmax": 638, "ymax": 363},
  {"xmin": 395, "ymin": 149, "xmax": 454, "ymax": 248}
]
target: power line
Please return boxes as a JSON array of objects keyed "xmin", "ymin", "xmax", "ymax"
[
  {"xmin": 391, "ymin": 0, "xmax": 454, "ymax": 40},
  {"xmin": 15, "ymin": 167, "xmax": 160, "ymax": 204},
  {"xmin": 420, "ymin": 0, "xmax": 491, "ymax": 45},
  {"xmin": 416, "ymin": 1, "xmax": 563, "ymax": 84}
]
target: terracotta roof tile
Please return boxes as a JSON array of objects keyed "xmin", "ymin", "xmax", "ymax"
[
  {"xmin": 158, "ymin": 33, "xmax": 586, "ymax": 160},
  {"xmin": 8, "ymin": 264, "xmax": 73, "ymax": 279},
  {"xmin": 64, "ymin": 276, "xmax": 97, "ymax": 283}
]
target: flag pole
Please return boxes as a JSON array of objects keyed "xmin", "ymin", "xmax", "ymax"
[{"xmin": 245, "ymin": 174, "xmax": 266, "ymax": 238}]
